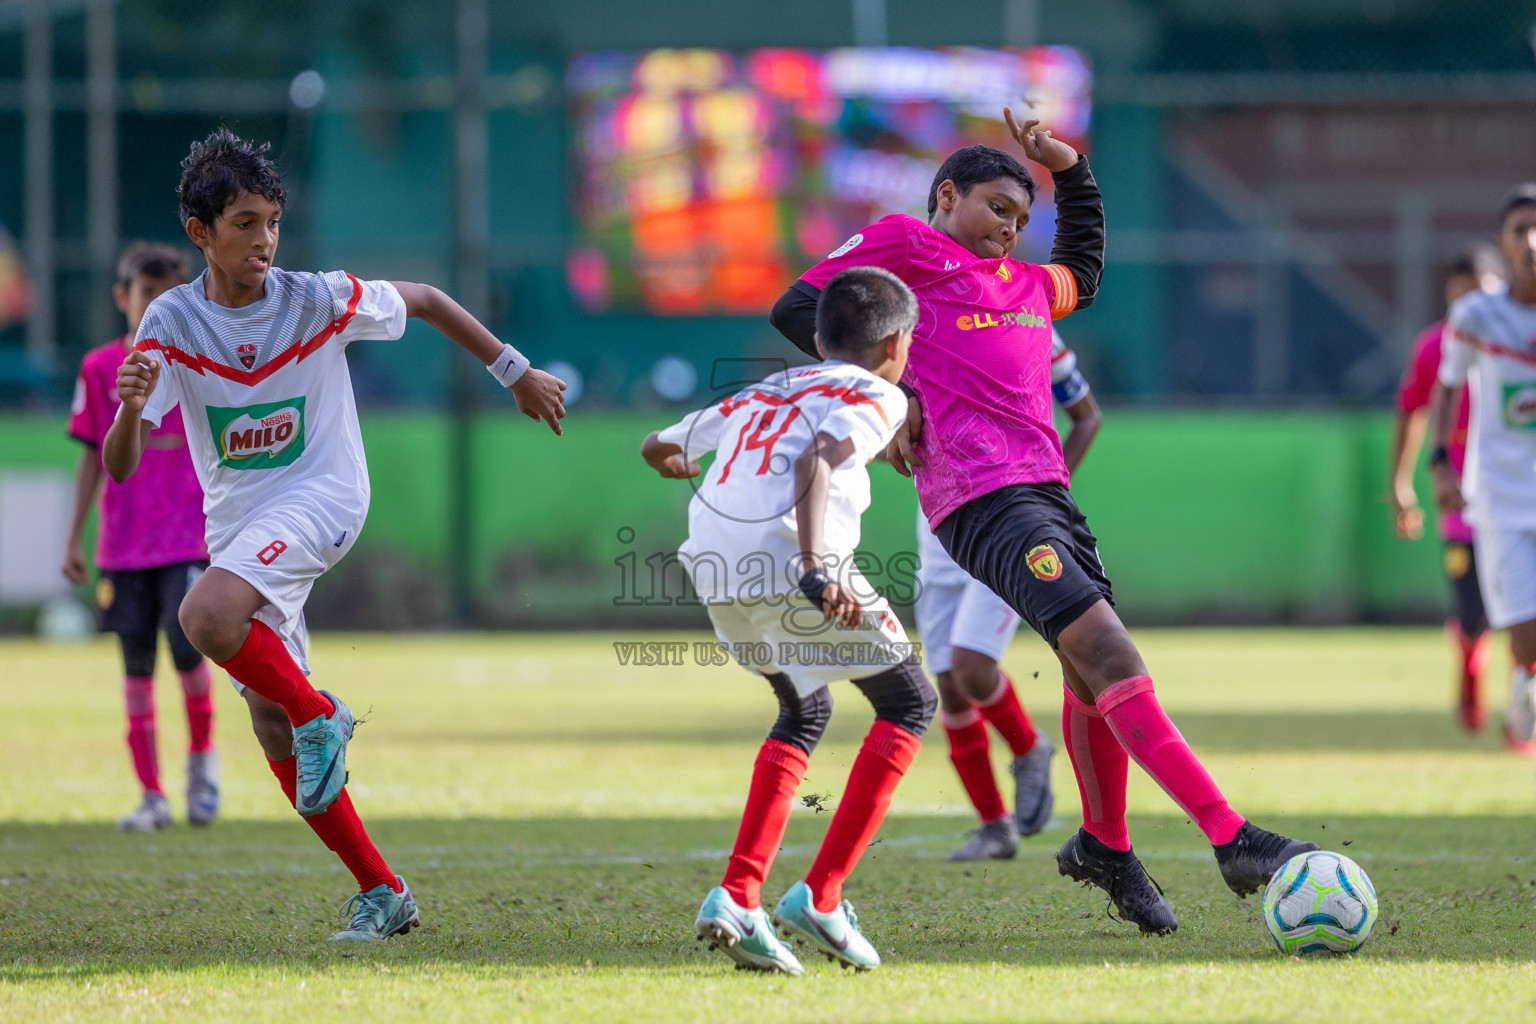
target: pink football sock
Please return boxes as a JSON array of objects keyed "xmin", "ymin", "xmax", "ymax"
[
  {"xmin": 124, "ymin": 675, "xmax": 162, "ymax": 796},
  {"xmin": 1097, "ymin": 676, "xmax": 1244, "ymax": 846},
  {"xmin": 179, "ymin": 662, "xmax": 215, "ymax": 754},
  {"xmin": 1061, "ymin": 681, "xmax": 1129, "ymax": 850}
]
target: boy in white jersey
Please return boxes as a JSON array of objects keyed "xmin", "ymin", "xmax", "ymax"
[
  {"xmin": 926, "ymin": 327, "xmax": 1101, "ymax": 861},
  {"xmin": 103, "ymin": 129, "xmax": 566, "ymax": 942},
  {"xmin": 1432, "ymin": 184, "xmax": 1536, "ymax": 755},
  {"xmin": 642, "ymin": 267, "xmax": 935, "ymax": 974}
]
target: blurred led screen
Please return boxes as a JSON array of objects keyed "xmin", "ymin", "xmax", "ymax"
[{"xmin": 567, "ymin": 47, "xmax": 1092, "ymax": 315}]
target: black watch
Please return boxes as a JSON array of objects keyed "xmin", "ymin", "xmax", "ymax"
[
  {"xmin": 798, "ymin": 568, "xmax": 831, "ymax": 604},
  {"xmin": 1428, "ymin": 445, "xmax": 1449, "ymax": 468}
]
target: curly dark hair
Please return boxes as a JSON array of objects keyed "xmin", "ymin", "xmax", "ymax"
[
  {"xmin": 177, "ymin": 127, "xmax": 286, "ymax": 228},
  {"xmin": 926, "ymin": 145, "xmax": 1036, "ymax": 219}
]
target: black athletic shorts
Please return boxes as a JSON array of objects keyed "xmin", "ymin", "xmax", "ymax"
[
  {"xmin": 97, "ymin": 562, "xmax": 207, "ymax": 676},
  {"xmin": 1443, "ymin": 540, "xmax": 1488, "ymax": 638},
  {"xmin": 933, "ymin": 483, "xmax": 1114, "ymax": 647}
]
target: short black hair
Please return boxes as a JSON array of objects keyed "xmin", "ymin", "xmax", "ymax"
[
  {"xmin": 927, "ymin": 145, "xmax": 1037, "ymax": 219},
  {"xmin": 177, "ymin": 127, "xmax": 286, "ymax": 228},
  {"xmin": 1444, "ymin": 242, "xmax": 1505, "ymax": 286},
  {"xmin": 1500, "ymin": 183, "xmax": 1536, "ymax": 229},
  {"xmin": 115, "ymin": 240, "xmax": 192, "ymax": 287},
  {"xmin": 815, "ymin": 266, "xmax": 918, "ymax": 355}
]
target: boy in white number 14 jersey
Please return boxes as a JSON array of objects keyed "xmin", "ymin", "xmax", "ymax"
[
  {"xmin": 642, "ymin": 267, "xmax": 936, "ymax": 974},
  {"xmin": 103, "ymin": 129, "xmax": 567, "ymax": 942}
]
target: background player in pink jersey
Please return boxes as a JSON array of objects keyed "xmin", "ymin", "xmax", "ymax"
[
  {"xmin": 62, "ymin": 241, "xmax": 218, "ymax": 832},
  {"xmin": 1387, "ymin": 246, "xmax": 1506, "ymax": 731},
  {"xmin": 772, "ymin": 109, "xmax": 1316, "ymax": 936}
]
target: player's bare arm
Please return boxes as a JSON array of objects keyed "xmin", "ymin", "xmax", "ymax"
[
  {"xmin": 794, "ymin": 431, "xmax": 862, "ymax": 628},
  {"xmin": 883, "ymin": 395, "xmax": 924, "ymax": 477},
  {"xmin": 101, "ymin": 352, "xmax": 160, "ymax": 483},
  {"xmin": 61, "ymin": 447, "xmax": 103, "ymax": 584},
  {"xmin": 1060, "ymin": 391, "xmax": 1103, "ymax": 475},
  {"xmin": 1427, "ymin": 382, "xmax": 1465, "ymax": 513},
  {"xmin": 1386, "ymin": 408, "xmax": 1428, "ymax": 539},
  {"xmin": 390, "ymin": 281, "xmax": 568, "ymax": 436},
  {"xmin": 640, "ymin": 431, "xmax": 701, "ymax": 479}
]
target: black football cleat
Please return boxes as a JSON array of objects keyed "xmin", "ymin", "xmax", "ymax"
[
  {"xmin": 1213, "ymin": 821, "xmax": 1320, "ymax": 898},
  {"xmin": 1057, "ymin": 829, "xmax": 1179, "ymax": 936}
]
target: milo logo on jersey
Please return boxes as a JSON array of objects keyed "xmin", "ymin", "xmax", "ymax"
[
  {"xmin": 206, "ymin": 398, "xmax": 307, "ymax": 469},
  {"xmin": 1502, "ymin": 383, "xmax": 1536, "ymax": 431}
]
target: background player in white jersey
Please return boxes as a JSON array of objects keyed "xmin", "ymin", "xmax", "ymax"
[
  {"xmin": 102, "ymin": 128, "xmax": 567, "ymax": 942},
  {"xmin": 642, "ymin": 267, "xmax": 936, "ymax": 974},
  {"xmin": 1432, "ymin": 184, "xmax": 1536, "ymax": 755},
  {"xmin": 926, "ymin": 327, "xmax": 1102, "ymax": 861}
]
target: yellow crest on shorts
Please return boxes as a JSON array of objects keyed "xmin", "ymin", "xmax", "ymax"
[
  {"xmin": 1444, "ymin": 544, "xmax": 1472, "ymax": 580},
  {"xmin": 95, "ymin": 578, "xmax": 114, "ymax": 610},
  {"xmin": 1026, "ymin": 544, "xmax": 1062, "ymax": 581}
]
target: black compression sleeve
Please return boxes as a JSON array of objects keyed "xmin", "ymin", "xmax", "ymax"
[
  {"xmin": 769, "ymin": 280, "xmax": 822, "ymax": 360},
  {"xmin": 1048, "ymin": 155, "xmax": 1105, "ymax": 311}
]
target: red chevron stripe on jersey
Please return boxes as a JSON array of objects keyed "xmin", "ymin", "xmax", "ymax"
[
  {"xmin": 1455, "ymin": 327, "xmax": 1536, "ymax": 367},
  {"xmin": 134, "ymin": 273, "xmax": 364, "ymax": 386}
]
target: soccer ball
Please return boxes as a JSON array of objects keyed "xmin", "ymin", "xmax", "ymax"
[{"xmin": 1261, "ymin": 850, "xmax": 1377, "ymax": 955}]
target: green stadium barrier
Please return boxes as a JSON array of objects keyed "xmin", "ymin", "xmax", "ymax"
[{"xmin": 0, "ymin": 410, "xmax": 1445, "ymax": 626}]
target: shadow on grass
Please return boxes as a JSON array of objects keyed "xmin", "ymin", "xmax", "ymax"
[
  {"xmin": 1, "ymin": 813, "xmax": 1533, "ymax": 977},
  {"xmin": 392, "ymin": 709, "xmax": 1506, "ymax": 753}
]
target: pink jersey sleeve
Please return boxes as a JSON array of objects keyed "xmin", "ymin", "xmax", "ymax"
[
  {"xmin": 66, "ymin": 351, "xmax": 111, "ymax": 447},
  {"xmin": 1395, "ymin": 322, "xmax": 1444, "ymax": 415},
  {"xmin": 799, "ymin": 215, "xmax": 912, "ymax": 290}
]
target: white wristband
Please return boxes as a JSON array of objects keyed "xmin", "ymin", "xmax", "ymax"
[{"xmin": 486, "ymin": 343, "xmax": 531, "ymax": 387}]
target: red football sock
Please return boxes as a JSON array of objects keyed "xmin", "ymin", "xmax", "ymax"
[
  {"xmin": 942, "ymin": 707, "xmax": 1007, "ymax": 823},
  {"xmin": 977, "ymin": 671, "xmax": 1038, "ymax": 757},
  {"xmin": 219, "ymin": 620, "xmax": 332, "ymax": 727},
  {"xmin": 805, "ymin": 721, "xmax": 921, "ymax": 913},
  {"xmin": 721, "ymin": 740, "xmax": 810, "ymax": 909},
  {"xmin": 1061, "ymin": 681, "xmax": 1129, "ymax": 850},
  {"xmin": 1098, "ymin": 676, "xmax": 1245, "ymax": 846},
  {"xmin": 267, "ymin": 757, "xmax": 399, "ymax": 894},
  {"xmin": 124, "ymin": 675, "xmax": 162, "ymax": 796},
  {"xmin": 179, "ymin": 662, "xmax": 215, "ymax": 754}
]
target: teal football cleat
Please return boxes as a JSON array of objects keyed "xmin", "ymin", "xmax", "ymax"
[
  {"xmin": 694, "ymin": 886, "xmax": 803, "ymax": 974},
  {"xmin": 328, "ymin": 876, "xmax": 420, "ymax": 942},
  {"xmin": 772, "ymin": 880, "xmax": 880, "ymax": 971},
  {"xmin": 291, "ymin": 690, "xmax": 352, "ymax": 818}
]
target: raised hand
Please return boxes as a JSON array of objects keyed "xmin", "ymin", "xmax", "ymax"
[
  {"xmin": 510, "ymin": 368, "xmax": 568, "ymax": 436},
  {"xmin": 1004, "ymin": 106, "xmax": 1078, "ymax": 174},
  {"xmin": 116, "ymin": 351, "xmax": 161, "ymax": 413}
]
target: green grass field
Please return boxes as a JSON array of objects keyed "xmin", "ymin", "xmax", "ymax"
[{"xmin": 3, "ymin": 628, "xmax": 1535, "ymax": 1022}]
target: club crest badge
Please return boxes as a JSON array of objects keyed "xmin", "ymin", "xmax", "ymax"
[
  {"xmin": 1026, "ymin": 543, "xmax": 1062, "ymax": 581},
  {"xmin": 237, "ymin": 343, "xmax": 257, "ymax": 369}
]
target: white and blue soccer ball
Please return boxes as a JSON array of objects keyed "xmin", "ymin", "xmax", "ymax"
[{"xmin": 1261, "ymin": 850, "xmax": 1378, "ymax": 955}]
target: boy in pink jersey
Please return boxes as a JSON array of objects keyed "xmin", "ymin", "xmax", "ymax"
[
  {"xmin": 772, "ymin": 109, "xmax": 1316, "ymax": 935},
  {"xmin": 1388, "ymin": 247, "xmax": 1506, "ymax": 731},
  {"xmin": 63, "ymin": 241, "xmax": 218, "ymax": 832}
]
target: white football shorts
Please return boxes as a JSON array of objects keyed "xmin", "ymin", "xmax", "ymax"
[
  {"xmin": 1473, "ymin": 524, "xmax": 1536, "ymax": 630},
  {"xmin": 914, "ymin": 511, "xmax": 1021, "ymax": 674},
  {"xmin": 705, "ymin": 586, "xmax": 916, "ymax": 699},
  {"xmin": 212, "ymin": 496, "xmax": 362, "ymax": 689}
]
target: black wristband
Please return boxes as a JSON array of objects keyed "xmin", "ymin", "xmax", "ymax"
[
  {"xmin": 1428, "ymin": 445, "xmax": 1449, "ymax": 467},
  {"xmin": 798, "ymin": 568, "xmax": 831, "ymax": 605}
]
